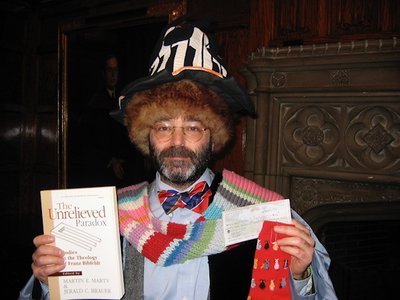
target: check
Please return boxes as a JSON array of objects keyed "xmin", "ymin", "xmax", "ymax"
[{"xmin": 222, "ymin": 199, "xmax": 292, "ymax": 246}]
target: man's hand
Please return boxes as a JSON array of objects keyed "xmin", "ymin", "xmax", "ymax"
[
  {"xmin": 274, "ymin": 220, "xmax": 316, "ymax": 279},
  {"xmin": 32, "ymin": 235, "xmax": 66, "ymax": 284},
  {"xmin": 109, "ymin": 157, "xmax": 125, "ymax": 179}
]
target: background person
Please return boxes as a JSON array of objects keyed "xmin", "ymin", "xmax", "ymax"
[{"xmin": 71, "ymin": 54, "xmax": 149, "ymax": 188}]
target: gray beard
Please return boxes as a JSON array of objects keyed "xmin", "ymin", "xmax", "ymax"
[{"xmin": 150, "ymin": 142, "xmax": 212, "ymax": 186}]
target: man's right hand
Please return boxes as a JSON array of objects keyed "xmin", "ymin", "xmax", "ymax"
[
  {"xmin": 32, "ymin": 234, "xmax": 66, "ymax": 285},
  {"xmin": 109, "ymin": 157, "xmax": 125, "ymax": 179}
]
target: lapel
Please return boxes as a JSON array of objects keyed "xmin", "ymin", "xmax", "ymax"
[
  {"xmin": 208, "ymin": 172, "xmax": 256, "ymax": 299},
  {"xmin": 208, "ymin": 239, "xmax": 256, "ymax": 299}
]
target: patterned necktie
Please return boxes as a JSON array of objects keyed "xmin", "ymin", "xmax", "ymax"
[
  {"xmin": 248, "ymin": 221, "xmax": 293, "ymax": 300},
  {"xmin": 158, "ymin": 181, "xmax": 212, "ymax": 215}
]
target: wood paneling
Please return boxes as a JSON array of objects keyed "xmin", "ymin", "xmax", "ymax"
[
  {"xmin": 328, "ymin": 0, "xmax": 400, "ymax": 35},
  {"xmin": 212, "ymin": 28, "xmax": 251, "ymax": 174},
  {"xmin": 265, "ymin": 0, "xmax": 400, "ymax": 47},
  {"xmin": 0, "ymin": 6, "xmax": 42, "ymax": 298}
]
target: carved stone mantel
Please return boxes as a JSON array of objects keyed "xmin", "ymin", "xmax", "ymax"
[{"xmin": 242, "ymin": 37, "xmax": 400, "ymax": 215}]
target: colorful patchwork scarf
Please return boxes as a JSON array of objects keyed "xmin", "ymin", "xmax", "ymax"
[{"xmin": 118, "ymin": 169, "xmax": 283, "ymax": 266}]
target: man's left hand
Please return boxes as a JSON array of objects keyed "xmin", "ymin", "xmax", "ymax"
[{"xmin": 274, "ymin": 219, "xmax": 316, "ymax": 280}]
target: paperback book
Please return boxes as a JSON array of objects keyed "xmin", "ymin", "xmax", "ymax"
[{"xmin": 40, "ymin": 186, "xmax": 124, "ymax": 300}]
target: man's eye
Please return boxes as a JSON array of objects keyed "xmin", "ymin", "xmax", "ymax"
[
  {"xmin": 157, "ymin": 126, "xmax": 171, "ymax": 132},
  {"xmin": 186, "ymin": 126, "xmax": 201, "ymax": 132}
]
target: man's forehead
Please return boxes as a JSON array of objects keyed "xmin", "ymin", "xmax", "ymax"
[{"xmin": 106, "ymin": 56, "xmax": 118, "ymax": 66}]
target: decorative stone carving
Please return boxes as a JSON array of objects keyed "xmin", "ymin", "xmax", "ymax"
[
  {"xmin": 363, "ymin": 124, "xmax": 395, "ymax": 154},
  {"xmin": 243, "ymin": 38, "xmax": 400, "ymax": 214},
  {"xmin": 330, "ymin": 69, "xmax": 350, "ymax": 86},
  {"xmin": 283, "ymin": 105, "xmax": 340, "ymax": 166},
  {"xmin": 271, "ymin": 72, "xmax": 286, "ymax": 88},
  {"xmin": 290, "ymin": 177, "xmax": 400, "ymax": 215},
  {"xmin": 302, "ymin": 126, "xmax": 324, "ymax": 146},
  {"xmin": 345, "ymin": 106, "xmax": 400, "ymax": 170}
]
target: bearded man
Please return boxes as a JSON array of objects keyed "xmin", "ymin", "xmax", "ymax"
[{"xmin": 20, "ymin": 21, "xmax": 337, "ymax": 300}]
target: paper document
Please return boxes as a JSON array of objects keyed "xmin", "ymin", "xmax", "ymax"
[{"xmin": 222, "ymin": 199, "xmax": 292, "ymax": 246}]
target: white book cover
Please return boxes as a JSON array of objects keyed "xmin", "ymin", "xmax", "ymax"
[{"xmin": 40, "ymin": 186, "xmax": 124, "ymax": 300}]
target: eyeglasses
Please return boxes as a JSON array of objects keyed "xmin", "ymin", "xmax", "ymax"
[
  {"xmin": 105, "ymin": 67, "xmax": 119, "ymax": 74},
  {"xmin": 152, "ymin": 122, "xmax": 208, "ymax": 142}
]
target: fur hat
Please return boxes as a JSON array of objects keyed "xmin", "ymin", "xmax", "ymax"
[
  {"xmin": 125, "ymin": 79, "xmax": 233, "ymax": 155},
  {"xmin": 110, "ymin": 21, "xmax": 254, "ymax": 155}
]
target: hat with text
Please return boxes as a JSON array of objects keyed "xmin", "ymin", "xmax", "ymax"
[{"xmin": 110, "ymin": 20, "xmax": 255, "ymax": 124}]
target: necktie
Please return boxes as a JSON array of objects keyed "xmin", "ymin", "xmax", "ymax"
[
  {"xmin": 158, "ymin": 181, "xmax": 212, "ymax": 215},
  {"xmin": 248, "ymin": 221, "xmax": 293, "ymax": 300}
]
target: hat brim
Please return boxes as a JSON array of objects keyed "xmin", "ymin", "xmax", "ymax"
[{"xmin": 110, "ymin": 69, "xmax": 255, "ymax": 124}]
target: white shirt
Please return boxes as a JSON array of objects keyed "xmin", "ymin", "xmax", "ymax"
[{"xmin": 143, "ymin": 170, "xmax": 214, "ymax": 300}]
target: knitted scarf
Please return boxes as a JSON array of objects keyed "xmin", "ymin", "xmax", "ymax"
[{"xmin": 118, "ymin": 169, "xmax": 283, "ymax": 266}]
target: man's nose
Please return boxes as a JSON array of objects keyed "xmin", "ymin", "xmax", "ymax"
[{"xmin": 170, "ymin": 127, "xmax": 185, "ymax": 146}]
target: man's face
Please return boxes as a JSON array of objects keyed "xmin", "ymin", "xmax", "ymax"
[
  {"xmin": 149, "ymin": 117, "xmax": 212, "ymax": 188},
  {"xmin": 105, "ymin": 57, "xmax": 119, "ymax": 89}
]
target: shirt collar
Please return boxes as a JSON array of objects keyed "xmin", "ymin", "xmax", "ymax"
[
  {"xmin": 149, "ymin": 168, "xmax": 214, "ymax": 220},
  {"xmin": 106, "ymin": 88, "xmax": 116, "ymax": 98},
  {"xmin": 155, "ymin": 168, "xmax": 214, "ymax": 193}
]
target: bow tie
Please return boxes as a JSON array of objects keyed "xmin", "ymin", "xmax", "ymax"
[{"xmin": 158, "ymin": 181, "xmax": 212, "ymax": 215}]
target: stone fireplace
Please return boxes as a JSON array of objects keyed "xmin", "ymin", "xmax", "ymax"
[{"xmin": 242, "ymin": 37, "xmax": 400, "ymax": 298}]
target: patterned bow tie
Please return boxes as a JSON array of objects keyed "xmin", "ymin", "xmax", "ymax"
[{"xmin": 158, "ymin": 181, "xmax": 212, "ymax": 215}]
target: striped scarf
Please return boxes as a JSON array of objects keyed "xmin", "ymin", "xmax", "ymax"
[{"xmin": 118, "ymin": 169, "xmax": 283, "ymax": 266}]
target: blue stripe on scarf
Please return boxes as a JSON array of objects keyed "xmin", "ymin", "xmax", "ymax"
[{"xmin": 164, "ymin": 221, "xmax": 205, "ymax": 266}]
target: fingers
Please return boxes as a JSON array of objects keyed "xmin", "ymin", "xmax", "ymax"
[
  {"xmin": 31, "ymin": 234, "xmax": 66, "ymax": 284},
  {"xmin": 32, "ymin": 260, "xmax": 66, "ymax": 284},
  {"xmin": 292, "ymin": 220, "xmax": 316, "ymax": 248},
  {"xmin": 112, "ymin": 160, "xmax": 125, "ymax": 179},
  {"xmin": 273, "ymin": 221, "xmax": 316, "ymax": 278},
  {"xmin": 274, "ymin": 220, "xmax": 315, "ymax": 249},
  {"xmin": 32, "ymin": 245, "xmax": 64, "ymax": 266},
  {"xmin": 33, "ymin": 234, "xmax": 55, "ymax": 247}
]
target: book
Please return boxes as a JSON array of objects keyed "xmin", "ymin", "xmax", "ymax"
[{"xmin": 40, "ymin": 186, "xmax": 125, "ymax": 300}]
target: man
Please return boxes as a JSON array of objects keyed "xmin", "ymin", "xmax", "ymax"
[
  {"xmin": 20, "ymin": 22, "xmax": 336, "ymax": 299},
  {"xmin": 103, "ymin": 54, "xmax": 119, "ymax": 99},
  {"xmin": 75, "ymin": 54, "xmax": 147, "ymax": 187}
]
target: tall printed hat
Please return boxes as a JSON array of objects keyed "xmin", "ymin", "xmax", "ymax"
[{"xmin": 110, "ymin": 21, "xmax": 255, "ymax": 124}]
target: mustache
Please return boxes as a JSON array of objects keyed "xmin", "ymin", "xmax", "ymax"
[{"xmin": 158, "ymin": 146, "xmax": 196, "ymax": 160}]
